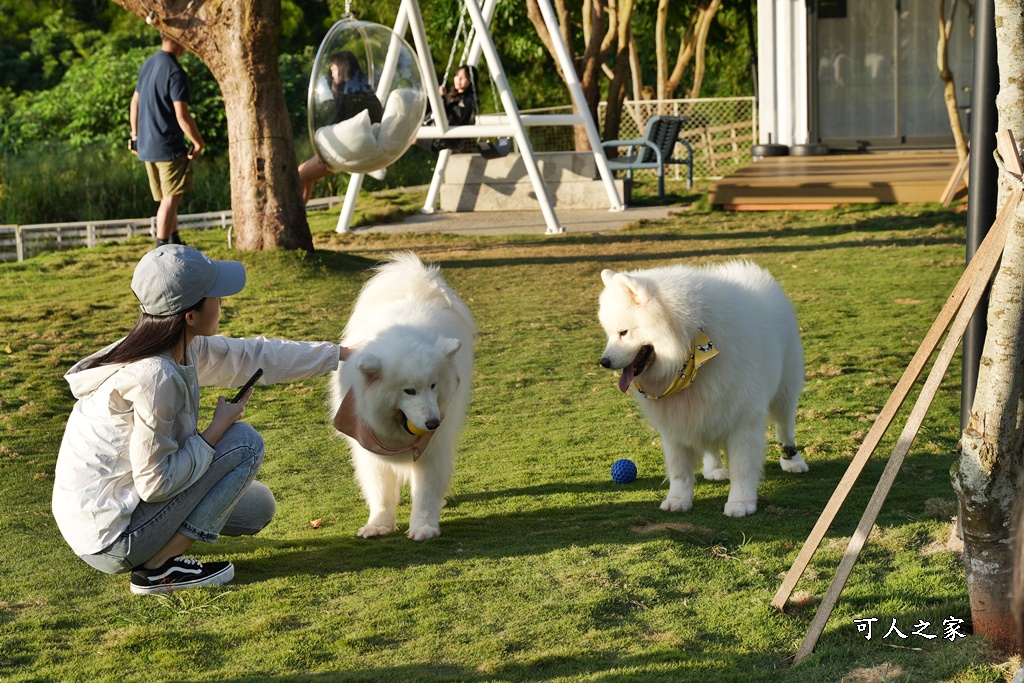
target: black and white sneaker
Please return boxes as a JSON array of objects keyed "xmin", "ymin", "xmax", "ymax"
[{"xmin": 129, "ymin": 556, "xmax": 234, "ymax": 595}]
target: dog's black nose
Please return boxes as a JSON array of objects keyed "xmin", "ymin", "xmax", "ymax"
[
  {"xmin": 425, "ymin": 418, "xmax": 441, "ymax": 431},
  {"xmin": 600, "ymin": 357, "xmax": 612, "ymax": 368}
]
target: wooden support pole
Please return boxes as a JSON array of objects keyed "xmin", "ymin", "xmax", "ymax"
[
  {"xmin": 940, "ymin": 150, "xmax": 970, "ymax": 207},
  {"xmin": 792, "ymin": 190, "xmax": 1017, "ymax": 662},
  {"xmin": 771, "ymin": 190, "xmax": 1016, "ymax": 611},
  {"xmin": 779, "ymin": 130, "xmax": 1022, "ymax": 661}
]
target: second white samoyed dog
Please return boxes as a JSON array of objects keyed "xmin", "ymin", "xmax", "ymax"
[
  {"xmin": 331, "ymin": 253, "xmax": 475, "ymax": 541},
  {"xmin": 598, "ymin": 260, "xmax": 808, "ymax": 517}
]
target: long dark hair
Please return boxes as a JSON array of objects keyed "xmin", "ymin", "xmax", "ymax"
[
  {"xmin": 445, "ymin": 64, "xmax": 479, "ymax": 102},
  {"xmin": 83, "ymin": 298, "xmax": 207, "ymax": 369},
  {"xmin": 329, "ymin": 50, "xmax": 361, "ymax": 93}
]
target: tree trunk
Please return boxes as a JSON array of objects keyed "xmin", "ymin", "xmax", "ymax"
[
  {"xmin": 657, "ymin": 0, "xmax": 716, "ymax": 106},
  {"xmin": 952, "ymin": 0, "xmax": 1024, "ymax": 653},
  {"xmin": 655, "ymin": 0, "xmax": 669, "ymax": 101},
  {"xmin": 937, "ymin": 0, "xmax": 969, "ymax": 163},
  {"xmin": 953, "ymin": 185, "xmax": 1024, "ymax": 654},
  {"xmin": 112, "ymin": 0, "xmax": 313, "ymax": 251},
  {"xmin": 527, "ymin": 0, "xmax": 614, "ymax": 151},
  {"xmin": 685, "ymin": 0, "xmax": 722, "ymax": 99},
  {"xmin": 602, "ymin": 1, "xmax": 634, "ymax": 148}
]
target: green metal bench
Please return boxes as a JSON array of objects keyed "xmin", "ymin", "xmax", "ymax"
[{"xmin": 601, "ymin": 115, "xmax": 694, "ymax": 198}]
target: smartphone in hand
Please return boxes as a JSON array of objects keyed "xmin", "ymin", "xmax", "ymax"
[{"xmin": 231, "ymin": 368, "xmax": 263, "ymax": 403}]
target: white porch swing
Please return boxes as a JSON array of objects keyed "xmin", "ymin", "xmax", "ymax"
[{"xmin": 317, "ymin": 0, "xmax": 623, "ymax": 235}]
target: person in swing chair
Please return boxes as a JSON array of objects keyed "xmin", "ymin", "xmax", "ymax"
[
  {"xmin": 424, "ymin": 64, "xmax": 479, "ymax": 153},
  {"xmin": 52, "ymin": 245, "xmax": 352, "ymax": 595},
  {"xmin": 298, "ymin": 50, "xmax": 385, "ymax": 203}
]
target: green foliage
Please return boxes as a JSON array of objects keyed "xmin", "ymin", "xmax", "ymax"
[
  {"xmin": 279, "ymin": 0, "xmax": 334, "ymax": 55},
  {"xmin": 1, "ymin": 44, "xmax": 227, "ymax": 156},
  {"xmin": 177, "ymin": 52, "xmax": 227, "ymax": 156},
  {"xmin": 5, "ymin": 44, "xmax": 145, "ymax": 155},
  {"xmin": 629, "ymin": 0, "xmax": 755, "ymax": 99},
  {"xmin": 279, "ymin": 46, "xmax": 319, "ymax": 143},
  {"xmin": 0, "ymin": 202, "xmax": 1012, "ymax": 681},
  {"xmin": 0, "ymin": 0, "xmax": 759, "ymax": 224},
  {"xmin": 0, "ymin": 141, "xmax": 232, "ymax": 224},
  {"xmin": 702, "ymin": 3, "xmax": 756, "ymax": 97}
]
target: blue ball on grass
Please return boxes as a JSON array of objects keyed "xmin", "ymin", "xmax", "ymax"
[{"xmin": 610, "ymin": 458, "xmax": 637, "ymax": 484}]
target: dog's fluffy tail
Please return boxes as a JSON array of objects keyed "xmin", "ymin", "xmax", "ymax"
[{"xmin": 353, "ymin": 252, "xmax": 476, "ymax": 332}]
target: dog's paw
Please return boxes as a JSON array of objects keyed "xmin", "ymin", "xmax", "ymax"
[
  {"xmin": 660, "ymin": 497, "xmax": 693, "ymax": 512},
  {"xmin": 703, "ymin": 467, "xmax": 729, "ymax": 481},
  {"xmin": 723, "ymin": 500, "xmax": 757, "ymax": 517},
  {"xmin": 780, "ymin": 454, "xmax": 809, "ymax": 473},
  {"xmin": 407, "ymin": 525, "xmax": 440, "ymax": 542},
  {"xmin": 358, "ymin": 523, "xmax": 398, "ymax": 538}
]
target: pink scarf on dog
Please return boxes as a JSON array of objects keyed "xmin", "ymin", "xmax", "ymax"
[{"xmin": 333, "ymin": 390, "xmax": 434, "ymax": 461}]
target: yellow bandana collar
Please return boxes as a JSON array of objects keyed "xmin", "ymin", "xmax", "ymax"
[{"xmin": 633, "ymin": 331, "xmax": 718, "ymax": 400}]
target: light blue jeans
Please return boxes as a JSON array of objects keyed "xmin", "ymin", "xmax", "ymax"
[{"xmin": 80, "ymin": 423, "xmax": 274, "ymax": 575}]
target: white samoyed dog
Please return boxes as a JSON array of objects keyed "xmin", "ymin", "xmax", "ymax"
[
  {"xmin": 597, "ymin": 260, "xmax": 808, "ymax": 517},
  {"xmin": 331, "ymin": 253, "xmax": 475, "ymax": 541}
]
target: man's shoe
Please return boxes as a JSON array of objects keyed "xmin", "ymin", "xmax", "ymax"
[
  {"xmin": 130, "ymin": 556, "xmax": 234, "ymax": 595},
  {"xmin": 169, "ymin": 231, "xmax": 186, "ymax": 246}
]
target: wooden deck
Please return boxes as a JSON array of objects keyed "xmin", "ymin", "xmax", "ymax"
[{"xmin": 708, "ymin": 151, "xmax": 965, "ymax": 210}]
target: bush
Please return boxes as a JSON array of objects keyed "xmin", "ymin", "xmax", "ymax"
[{"xmin": 0, "ymin": 140, "xmax": 231, "ymax": 225}]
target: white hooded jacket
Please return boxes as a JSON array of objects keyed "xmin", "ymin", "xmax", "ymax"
[{"xmin": 52, "ymin": 335, "xmax": 340, "ymax": 555}]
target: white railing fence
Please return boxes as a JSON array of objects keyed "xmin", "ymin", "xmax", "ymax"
[{"xmin": 0, "ymin": 196, "xmax": 345, "ymax": 263}]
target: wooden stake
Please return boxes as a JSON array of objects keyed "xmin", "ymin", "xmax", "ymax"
[
  {"xmin": 940, "ymin": 151, "xmax": 970, "ymax": 207},
  {"xmin": 771, "ymin": 193, "xmax": 1014, "ymax": 611},
  {"xmin": 996, "ymin": 130, "xmax": 1024, "ymax": 176},
  {"xmin": 791, "ymin": 190, "xmax": 1017, "ymax": 662},
  {"xmin": 780, "ymin": 130, "xmax": 1022, "ymax": 661}
]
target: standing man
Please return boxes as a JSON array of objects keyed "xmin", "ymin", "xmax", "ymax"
[{"xmin": 130, "ymin": 36, "xmax": 204, "ymax": 248}]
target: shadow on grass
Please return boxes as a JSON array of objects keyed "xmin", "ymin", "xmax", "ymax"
[
  {"xmin": 196, "ymin": 646, "xmax": 795, "ymax": 683},
  {"xmin": 230, "ymin": 452, "xmax": 885, "ymax": 588},
  {"xmin": 439, "ymin": 234, "xmax": 963, "ymax": 271},
  {"xmin": 315, "ymin": 208, "xmax": 963, "ymax": 270}
]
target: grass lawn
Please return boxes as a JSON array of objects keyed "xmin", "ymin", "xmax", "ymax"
[{"xmin": 0, "ymin": 191, "xmax": 1016, "ymax": 682}]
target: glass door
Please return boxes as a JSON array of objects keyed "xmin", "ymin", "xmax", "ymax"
[
  {"xmin": 812, "ymin": 0, "xmax": 973, "ymax": 150},
  {"xmin": 897, "ymin": 0, "xmax": 973, "ymax": 146}
]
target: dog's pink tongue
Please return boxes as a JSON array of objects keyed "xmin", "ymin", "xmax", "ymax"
[{"xmin": 618, "ymin": 365, "xmax": 635, "ymax": 393}]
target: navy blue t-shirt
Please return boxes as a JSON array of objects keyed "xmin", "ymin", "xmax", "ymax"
[{"xmin": 135, "ymin": 50, "xmax": 190, "ymax": 162}]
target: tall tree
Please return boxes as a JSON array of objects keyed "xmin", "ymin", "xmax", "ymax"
[
  {"xmin": 938, "ymin": 0, "xmax": 969, "ymax": 162},
  {"xmin": 525, "ymin": 0, "xmax": 617, "ymax": 150},
  {"xmin": 112, "ymin": 0, "xmax": 313, "ymax": 251},
  {"xmin": 600, "ymin": 0, "xmax": 634, "ymax": 144},
  {"xmin": 952, "ymin": 0, "xmax": 1024, "ymax": 653},
  {"xmin": 656, "ymin": 0, "xmax": 722, "ymax": 102}
]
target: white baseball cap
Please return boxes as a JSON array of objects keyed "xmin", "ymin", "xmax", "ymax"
[{"xmin": 131, "ymin": 245, "xmax": 246, "ymax": 316}]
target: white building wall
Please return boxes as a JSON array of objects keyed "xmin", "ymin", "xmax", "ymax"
[{"xmin": 757, "ymin": 0, "xmax": 809, "ymax": 146}]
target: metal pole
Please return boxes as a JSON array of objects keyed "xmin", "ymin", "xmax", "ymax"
[
  {"xmin": 464, "ymin": 0, "xmax": 565, "ymax": 233},
  {"xmin": 961, "ymin": 0, "xmax": 998, "ymax": 429}
]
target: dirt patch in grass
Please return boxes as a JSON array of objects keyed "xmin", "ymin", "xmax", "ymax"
[
  {"xmin": 631, "ymin": 522, "xmax": 715, "ymax": 536},
  {"xmin": 921, "ymin": 519, "xmax": 964, "ymax": 557},
  {"xmin": 843, "ymin": 663, "xmax": 904, "ymax": 682}
]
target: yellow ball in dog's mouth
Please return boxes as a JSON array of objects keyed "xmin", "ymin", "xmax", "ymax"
[{"xmin": 405, "ymin": 419, "xmax": 434, "ymax": 436}]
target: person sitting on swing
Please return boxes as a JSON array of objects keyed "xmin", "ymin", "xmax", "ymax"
[
  {"xmin": 298, "ymin": 50, "xmax": 384, "ymax": 203},
  {"xmin": 430, "ymin": 64, "xmax": 479, "ymax": 153}
]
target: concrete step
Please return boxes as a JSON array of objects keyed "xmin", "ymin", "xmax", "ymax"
[{"xmin": 440, "ymin": 151, "xmax": 623, "ymax": 212}]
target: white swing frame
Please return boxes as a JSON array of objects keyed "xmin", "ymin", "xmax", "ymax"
[{"xmin": 334, "ymin": 0, "xmax": 624, "ymax": 235}]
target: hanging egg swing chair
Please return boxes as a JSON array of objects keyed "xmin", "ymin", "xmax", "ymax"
[{"xmin": 308, "ymin": 9, "xmax": 427, "ymax": 175}]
